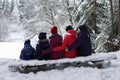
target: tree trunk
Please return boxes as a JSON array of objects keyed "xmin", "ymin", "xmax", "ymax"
[
  {"xmin": 93, "ymin": 0, "xmax": 97, "ymax": 33},
  {"xmin": 109, "ymin": 0, "xmax": 114, "ymax": 39},
  {"xmin": 118, "ymin": 0, "xmax": 120, "ymax": 37}
]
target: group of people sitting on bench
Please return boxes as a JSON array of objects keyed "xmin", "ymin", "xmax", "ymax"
[{"xmin": 20, "ymin": 25, "xmax": 92, "ymax": 60}]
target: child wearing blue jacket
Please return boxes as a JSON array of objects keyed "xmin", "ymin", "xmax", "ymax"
[{"xmin": 20, "ymin": 39, "xmax": 35, "ymax": 60}]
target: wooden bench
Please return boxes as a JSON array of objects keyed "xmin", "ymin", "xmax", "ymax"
[{"xmin": 9, "ymin": 53, "xmax": 117, "ymax": 73}]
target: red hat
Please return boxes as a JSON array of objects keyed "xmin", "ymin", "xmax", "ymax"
[{"xmin": 51, "ymin": 26, "xmax": 58, "ymax": 34}]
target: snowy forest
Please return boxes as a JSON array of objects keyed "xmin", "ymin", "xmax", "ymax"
[{"xmin": 0, "ymin": 0, "xmax": 120, "ymax": 53}]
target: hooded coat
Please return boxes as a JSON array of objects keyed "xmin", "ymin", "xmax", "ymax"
[
  {"xmin": 35, "ymin": 39, "xmax": 50, "ymax": 60},
  {"xmin": 20, "ymin": 39, "xmax": 35, "ymax": 60},
  {"xmin": 35, "ymin": 32, "xmax": 50, "ymax": 60},
  {"xmin": 54, "ymin": 30, "xmax": 77, "ymax": 58},
  {"xmin": 68, "ymin": 25, "xmax": 92, "ymax": 56}
]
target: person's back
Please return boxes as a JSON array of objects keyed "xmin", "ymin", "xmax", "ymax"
[
  {"xmin": 42, "ymin": 26, "xmax": 64, "ymax": 59},
  {"xmin": 35, "ymin": 32, "xmax": 50, "ymax": 60},
  {"xmin": 49, "ymin": 34, "xmax": 64, "ymax": 59},
  {"xmin": 68, "ymin": 25, "xmax": 92, "ymax": 56},
  {"xmin": 77, "ymin": 30, "xmax": 92, "ymax": 56},
  {"xmin": 54, "ymin": 25, "xmax": 76, "ymax": 58},
  {"xmin": 20, "ymin": 39, "xmax": 35, "ymax": 60}
]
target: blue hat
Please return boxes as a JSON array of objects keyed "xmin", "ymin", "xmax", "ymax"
[
  {"xmin": 38, "ymin": 32, "xmax": 47, "ymax": 39},
  {"xmin": 24, "ymin": 39, "xmax": 30, "ymax": 45},
  {"xmin": 79, "ymin": 24, "xmax": 87, "ymax": 31}
]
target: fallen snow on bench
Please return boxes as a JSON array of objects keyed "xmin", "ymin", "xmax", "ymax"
[{"xmin": 9, "ymin": 52, "xmax": 117, "ymax": 67}]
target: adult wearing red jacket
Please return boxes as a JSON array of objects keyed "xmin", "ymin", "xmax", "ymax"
[
  {"xmin": 42, "ymin": 26, "xmax": 64, "ymax": 59},
  {"xmin": 53, "ymin": 26, "xmax": 77, "ymax": 58}
]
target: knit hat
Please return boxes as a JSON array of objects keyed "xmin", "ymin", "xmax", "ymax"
[
  {"xmin": 24, "ymin": 39, "xmax": 30, "ymax": 45},
  {"xmin": 79, "ymin": 24, "xmax": 87, "ymax": 31},
  {"xmin": 38, "ymin": 32, "xmax": 47, "ymax": 39},
  {"xmin": 51, "ymin": 26, "xmax": 58, "ymax": 34},
  {"xmin": 65, "ymin": 25, "xmax": 73, "ymax": 31}
]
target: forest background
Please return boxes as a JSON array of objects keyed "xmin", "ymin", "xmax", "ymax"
[{"xmin": 0, "ymin": 0, "xmax": 120, "ymax": 53}]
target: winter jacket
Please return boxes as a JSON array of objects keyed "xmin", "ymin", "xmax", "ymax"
[
  {"xmin": 54, "ymin": 30, "xmax": 77, "ymax": 58},
  {"xmin": 35, "ymin": 39, "xmax": 50, "ymax": 60},
  {"xmin": 20, "ymin": 44, "xmax": 35, "ymax": 60},
  {"xmin": 42, "ymin": 34, "xmax": 64, "ymax": 59},
  {"xmin": 68, "ymin": 25, "xmax": 92, "ymax": 56}
]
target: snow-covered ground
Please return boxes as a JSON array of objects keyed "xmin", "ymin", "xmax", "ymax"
[
  {"xmin": 0, "ymin": 42, "xmax": 23, "ymax": 59},
  {"xmin": 0, "ymin": 42, "xmax": 120, "ymax": 80}
]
